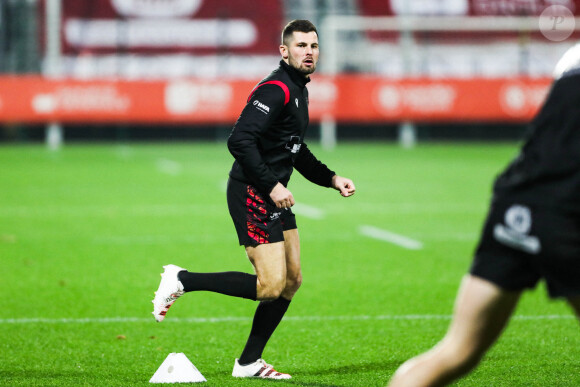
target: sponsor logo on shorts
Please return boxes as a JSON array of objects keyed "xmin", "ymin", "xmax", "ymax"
[
  {"xmin": 253, "ymin": 99, "xmax": 270, "ymax": 114},
  {"xmin": 493, "ymin": 204, "xmax": 541, "ymax": 254},
  {"xmin": 270, "ymin": 211, "xmax": 281, "ymax": 220}
]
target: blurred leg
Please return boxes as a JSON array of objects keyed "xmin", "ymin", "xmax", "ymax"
[{"xmin": 388, "ymin": 275, "xmax": 521, "ymax": 387}]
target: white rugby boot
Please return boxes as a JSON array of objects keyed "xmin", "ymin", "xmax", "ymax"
[
  {"xmin": 152, "ymin": 264, "xmax": 185, "ymax": 322},
  {"xmin": 232, "ymin": 358, "xmax": 291, "ymax": 379}
]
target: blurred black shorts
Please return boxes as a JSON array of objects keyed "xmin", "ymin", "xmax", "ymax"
[
  {"xmin": 226, "ymin": 177, "xmax": 297, "ymax": 246},
  {"xmin": 470, "ymin": 200, "xmax": 580, "ymax": 298}
]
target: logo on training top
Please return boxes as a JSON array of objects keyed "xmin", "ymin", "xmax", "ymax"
[
  {"xmin": 493, "ymin": 204, "xmax": 541, "ymax": 254},
  {"xmin": 285, "ymin": 136, "xmax": 302, "ymax": 154},
  {"xmin": 295, "ymin": 98, "xmax": 299, "ymax": 108},
  {"xmin": 253, "ymin": 99, "xmax": 270, "ymax": 114}
]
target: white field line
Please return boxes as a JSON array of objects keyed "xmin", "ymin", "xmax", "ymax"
[
  {"xmin": 92, "ymin": 235, "xmax": 235, "ymax": 244},
  {"xmin": 0, "ymin": 203, "xmax": 481, "ymax": 217},
  {"xmin": 360, "ymin": 225, "xmax": 423, "ymax": 250},
  {"xmin": 115, "ymin": 146, "xmax": 135, "ymax": 159},
  {"xmin": 156, "ymin": 158, "xmax": 183, "ymax": 176},
  {"xmin": 0, "ymin": 314, "xmax": 574, "ymax": 325},
  {"xmin": 292, "ymin": 203, "xmax": 325, "ymax": 220},
  {"xmin": 0, "ymin": 204, "xmax": 224, "ymax": 217},
  {"xmin": 415, "ymin": 232, "xmax": 477, "ymax": 242}
]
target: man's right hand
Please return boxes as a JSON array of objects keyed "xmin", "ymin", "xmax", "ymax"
[{"xmin": 270, "ymin": 182, "xmax": 295, "ymax": 209}]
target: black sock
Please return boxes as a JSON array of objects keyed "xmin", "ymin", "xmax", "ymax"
[
  {"xmin": 177, "ymin": 271, "xmax": 257, "ymax": 301},
  {"xmin": 238, "ymin": 297, "xmax": 291, "ymax": 365}
]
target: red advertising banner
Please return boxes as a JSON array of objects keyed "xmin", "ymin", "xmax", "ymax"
[
  {"xmin": 308, "ymin": 76, "xmax": 551, "ymax": 122},
  {"xmin": 359, "ymin": 0, "xmax": 580, "ymax": 16},
  {"xmin": 469, "ymin": 0, "xmax": 579, "ymax": 16},
  {"xmin": 0, "ymin": 76, "xmax": 552, "ymax": 124},
  {"xmin": 39, "ymin": 0, "xmax": 283, "ymax": 55}
]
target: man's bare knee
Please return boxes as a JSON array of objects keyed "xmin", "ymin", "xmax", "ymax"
[
  {"xmin": 284, "ymin": 273, "xmax": 302, "ymax": 295},
  {"xmin": 257, "ymin": 278, "xmax": 286, "ymax": 301},
  {"xmin": 260, "ymin": 287, "xmax": 283, "ymax": 301},
  {"xmin": 247, "ymin": 242, "xmax": 287, "ymax": 301}
]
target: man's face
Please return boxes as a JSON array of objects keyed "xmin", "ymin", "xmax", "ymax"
[{"xmin": 280, "ymin": 31, "xmax": 319, "ymax": 76}]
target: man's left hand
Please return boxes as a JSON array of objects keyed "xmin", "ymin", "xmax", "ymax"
[{"xmin": 331, "ymin": 175, "xmax": 356, "ymax": 197}]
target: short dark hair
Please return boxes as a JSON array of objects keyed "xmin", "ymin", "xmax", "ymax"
[{"xmin": 281, "ymin": 19, "xmax": 318, "ymax": 46}]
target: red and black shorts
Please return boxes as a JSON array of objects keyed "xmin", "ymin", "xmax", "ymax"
[
  {"xmin": 470, "ymin": 200, "xmax": 580, "ymax": 299},
  {"xmin": 226, "ymin": 177, "xmax": 297, "ymax": 246}
]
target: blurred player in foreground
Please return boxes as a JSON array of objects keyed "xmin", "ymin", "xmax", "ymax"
[
  {"xmin": 152, "ymin": 19, "xmax": 355, "ymax": 380},
  {"xmin": 388, "ymin": 43, "xmax": 580, "ymax": 387}
]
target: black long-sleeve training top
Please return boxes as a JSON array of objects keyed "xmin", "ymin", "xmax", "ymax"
[{"xmin": 227, "ymin": 60, "xmax": 335, "ymax": 197}]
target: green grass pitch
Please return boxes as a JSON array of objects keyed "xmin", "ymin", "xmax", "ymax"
[{"xmin": 0, "ymin": 142, "xmax": 578, "ymax": 386}]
